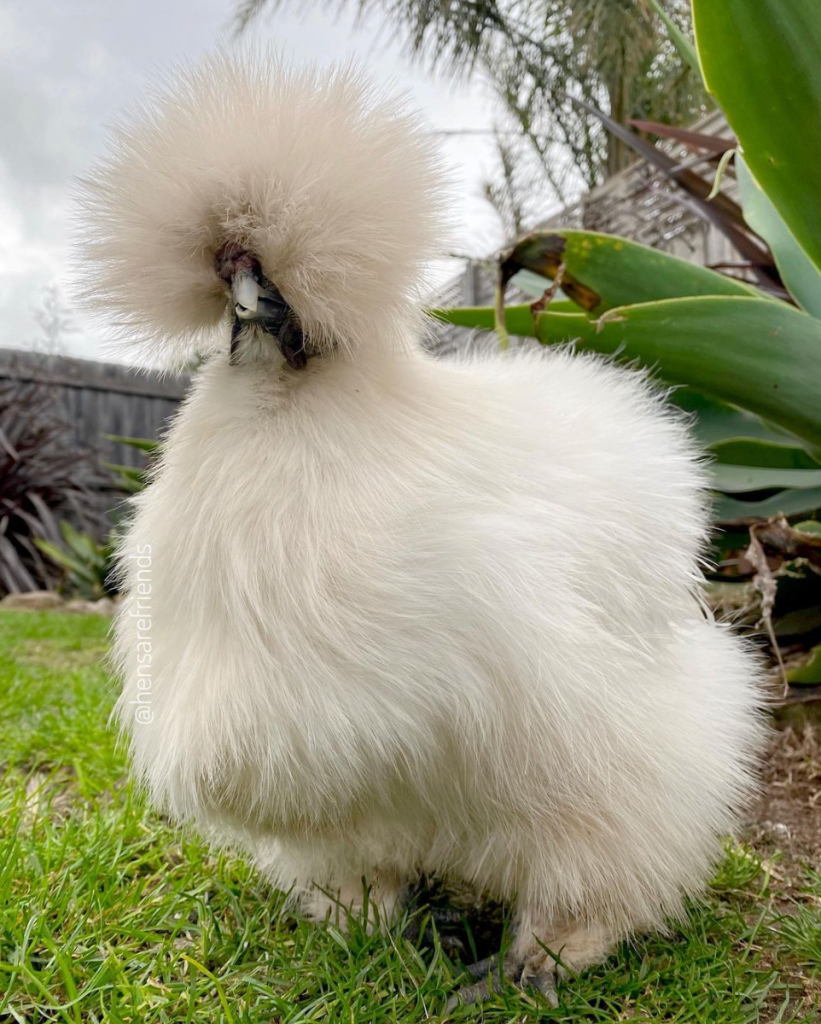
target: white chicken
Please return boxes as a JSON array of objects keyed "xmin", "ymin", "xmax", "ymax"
[{"xmin": 77, "ymin": 50, "xmax": 765, "ymax": 1004}]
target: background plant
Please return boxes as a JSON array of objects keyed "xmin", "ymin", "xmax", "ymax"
[
  {"xmin": 0, "ymin": 372, "xmax": 109, "ymax": 596},
  {"xmin": 32, "ymin": 434, "xmax": 158, "ymax": 599},
  {"xmin": 35, "ymin": 521, "xmax": 120, "ymax": 600},
  {"xmin": 103, "ymin": 433, "xmax": 158, "ymax": 494}
]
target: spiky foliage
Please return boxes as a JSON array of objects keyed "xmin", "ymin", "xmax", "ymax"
[
  {"xmin": 36, "ymin": 522, "xmax": 120, "ymax": 599},
  {"xmin": 237, "ymin": 0, "xmax": 709, "ymax": 200},
  {"xmin": 0, "ymin": 374, "xmax": 109, "ymax": 594}
]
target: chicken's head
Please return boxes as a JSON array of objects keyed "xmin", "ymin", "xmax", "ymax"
[{"xmin": 75, "ymin": 50, "xmax": 449, "ymax": 369}]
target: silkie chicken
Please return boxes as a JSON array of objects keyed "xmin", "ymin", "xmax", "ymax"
[{"xmin": 77, "ymin": 50, "xmax": 765, "ymax": 1006}]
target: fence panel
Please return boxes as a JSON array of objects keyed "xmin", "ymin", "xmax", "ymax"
[{"xmin": 0, "ymin": 348, "xmax": 188, "ymax": 469}]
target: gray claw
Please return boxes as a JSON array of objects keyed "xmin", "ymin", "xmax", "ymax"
[
  {"xmin": 522, "ymin": 964, "xmax": 559, "ymax": 1007},
  {"xmin": 447, "ymin": 953, "xmax": 559, "ymax": 1009},
  {"xmin": 447, "ymin": 954, "xmax": 522, "ymax": 1008},
  {"xmin": 446, "ymin": 980, "xmax": 492, "ymax": 1010}
]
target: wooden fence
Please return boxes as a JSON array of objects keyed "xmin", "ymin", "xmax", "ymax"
[{"xmin": 0, "ymin": 348, "xmax": 188, "ymax": 469}]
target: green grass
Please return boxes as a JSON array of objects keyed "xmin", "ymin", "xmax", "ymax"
[{"xmin": 0, "ymin": 610, "xmax": 819, "ymax": 1023}]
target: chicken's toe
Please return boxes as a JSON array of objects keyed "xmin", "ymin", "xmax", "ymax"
[
  {"xmin": 520, "ymin": 956, "xmax": 559, "ymax": 1007},
  {"xmin": 446, "ymin": 953, "xmax": 522, "ymax": 1008},
  {"xmin": 447, "ymin": 950, "xmax": 561, "ymax": 1009}
]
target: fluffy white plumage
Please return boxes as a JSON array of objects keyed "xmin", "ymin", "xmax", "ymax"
[{"xmin": 78, "ymin": 50, "xmax": 765, "ymax": 995}]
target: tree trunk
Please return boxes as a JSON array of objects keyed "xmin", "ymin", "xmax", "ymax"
[{"xmin": 606, "ymin": 49, "xmax": 631, "ymax": 177}]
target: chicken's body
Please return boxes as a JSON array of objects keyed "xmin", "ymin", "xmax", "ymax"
[{"xmin": 79, "ymin": 51, "xmax": 764, "ymax": 999}]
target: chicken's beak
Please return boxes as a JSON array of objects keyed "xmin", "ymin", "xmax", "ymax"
[
  {"xmin": 232, "ymin": 270, "xmax": 262, "ymax": 319},
  {"xmin": 229, "ymin": 268, "xmax": 308, "ymax": 370}
]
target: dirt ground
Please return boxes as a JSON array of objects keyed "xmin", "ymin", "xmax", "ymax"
[
  {"xmin": 742, "ymin": 710, "xmax": 821, "ymax": 1020},
  {"xmin": 748, "ymin": 709, "xmax": 821, "ymax": 868}
]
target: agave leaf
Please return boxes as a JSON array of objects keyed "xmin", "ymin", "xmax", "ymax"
[
  {"xmin": 102, "ymin": 462, "xmax": 147, "ymax": 480},
  {"xmin": 694, "ymin": 0, "xmax": 821, "ymax": 274},
  {"xmin": 33, "ymin": 538, "xmax": 67, "ymax": 565},
  {"xmin": 532, "ymin": 297, "xmax": 821, "ymax": 448},
  {"xmin": 34, "ymin": 535, "xmax": 107, "ymax": 595},
  {"xmin": 500, "ymin": 231, "xmax": 760, "ymax": 313},
  {"xmin": 103, "ymin": 462, "xmax": 149, "ymax": 494},
  {"xmin": 60, "ymin": 520, "xmax": 96, "ymax": 560},
  {"xmin": 431, "ymin": 305, "xmax": 821, "ymax": 465},
  {"xmin": 34, "ymin": 539, "xmax": 92, "ymax": 580},
  {"xmin": 710, "ymin": 439, "xmax": 821, "ymax": 471},
  {"xmin": 714, "ymin": 486, "xmax": 821, "ymax": 524},
  {"xmin": 430, "ymin": 304, "xmax": 544, "ymax": 337},
  {"xmin": 667, "ymin": 390, "xmax": 803, "ymax": 449},
  {"xmin": 112, "ymin": 478, "xmax": 145, "ymax": 495},
  {"xmin": 735, "ymin": 156, "xmax": 821, "ymax": 320},
  {"xmin": 709, "ymin": 465, "xmax": 821, "ymax": 494}
]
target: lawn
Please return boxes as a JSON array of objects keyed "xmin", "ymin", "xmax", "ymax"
[{"xmin": 1, "ymin": 610, "xmax": 819, "ymax": 1023}]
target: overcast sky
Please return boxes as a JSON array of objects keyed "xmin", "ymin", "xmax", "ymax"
[{"xmin": 0, "ymin": 0, "xmax": 509, "ymax": 362}]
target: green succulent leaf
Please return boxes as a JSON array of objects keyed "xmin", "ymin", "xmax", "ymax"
[
  {"xmin": 501, "ymin": 230, "xmax": 760, "ymax": 313},
  {"xmin": 736, "ymin": 156, "xmax": 821, "ymax": 319},
  {"xmin": 693, "ymin": 0, "xmax": 821, "ymax": 274},
  {"xmin": 430, "ymin": 304, "xmax": 546, "ymax": 336},
  {"xmin": 34, "ymin": 539, "xmax": 99, "ymax": 587},
  {"xmin": 61, "ymin": 520, "xmax": 101, "ymax": 565},
  {"xmin": 531, "ymin": 298, "xmax": 821, "ymax": 449},
  {"xmin": 668, "ymin": 390, "xmax": 804, "ymax": 450},
  {"xmin": 103, "ymin": 462, "xmax": 149, "ymax": 494},
  {"xmin": 709, "ymin": 465, "xmax": 821, "ymax": 494},
  {"xmin": 709, "ymin": 439, "xmax": 821, "ymax": 471},
  {"xmin": 434, "ymin": 298, "xmax": 821, "ymax": 449},
  {"xmin": 663, "ymin": 389, "xmax": 810, "ymax": 454},
  {"xmin": 713, "ymin": 486, "xmax": 821, "ymax": 524},
  {"xmin": 33, "ymin": 539, "xmax": 83, "ymax": 575}
]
